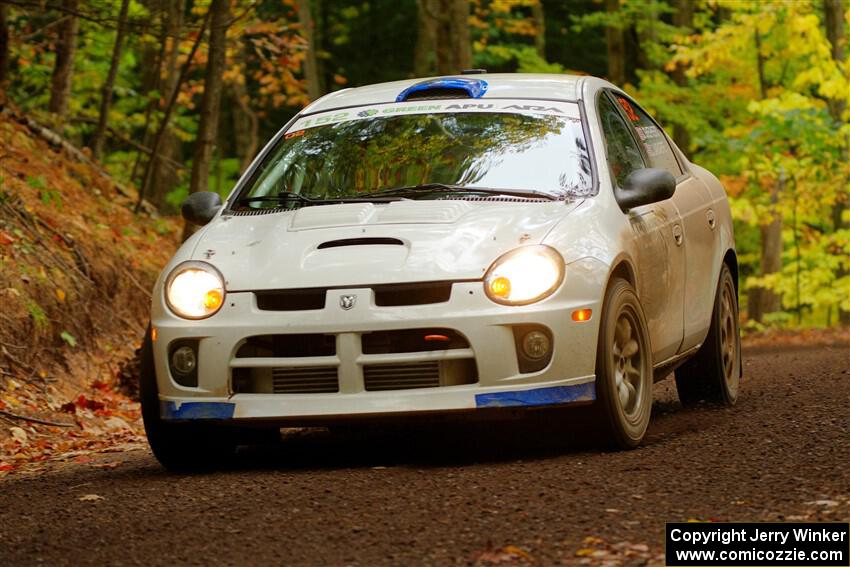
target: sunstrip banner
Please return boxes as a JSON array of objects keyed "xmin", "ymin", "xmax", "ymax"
[{"xmin": 289, "ymin": 99, "xmax": 582, "ymax": 132}]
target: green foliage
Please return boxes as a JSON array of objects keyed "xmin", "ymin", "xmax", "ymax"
[
  {"xmin": 650, "ymin": 1, "xmax": 849, "ymax": 328},
  {"xmin": 26, "ymin": 300, "xmax": 47, "ymax": 330},
  {"xmin": 60, "ymin": 331, "xmax": 77, "ymax": 348},
  {"xmin": 26, "ymin": 176, "xmax": 46, "ymax": 190},
  {"xmin": 0, "ymin": 0, "xmax": 845, "ymax": 330}
]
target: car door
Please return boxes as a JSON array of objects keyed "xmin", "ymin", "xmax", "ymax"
[
  {"xmin": 613, "ymin": 94, "xmax": 718, "ymax": 352},
  {"xmin": 597, "ymin": 92, "xmax": 685, "ymax": 363}
]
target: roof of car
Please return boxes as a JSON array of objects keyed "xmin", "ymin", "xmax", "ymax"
[{"xmin": 302, "ymin": 73, "xmax": 590, "ymax": 115}]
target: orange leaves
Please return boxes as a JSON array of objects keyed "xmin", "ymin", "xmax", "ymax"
[
  {"xmin": 0, "ymin": 382, "xmax": 145, "ymax": 478},
  {"xmin": 470, "ymin": 544, "xmax": 535, "ymax": 565},
  {"xmin": 74, "ymin": 394, "xmax": 106, "ymax": 413},
  {"xmin": 574, "ymin": 536, "xmax": 662, "ymax": 564}
]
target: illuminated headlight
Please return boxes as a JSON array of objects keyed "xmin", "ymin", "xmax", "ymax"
[
  {"xmin": 164, "ymin": 261, "xmax": 225, "ymax": 319},
  {"xmin": 484, "ymin": 245, "xmax": 565, "ymax": 305}
]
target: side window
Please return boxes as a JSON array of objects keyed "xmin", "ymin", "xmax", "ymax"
[
  {"xmin": 613, "ymin": 95, "xmax": 682, "ymax": 177},
  {"xmin": 598, "ymin": 93, "xmax": 645, "ymax": 187}
]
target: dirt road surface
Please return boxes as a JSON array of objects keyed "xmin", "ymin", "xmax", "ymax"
[{"xmin": 1, "ymin": 346, "xmax": 847, "ymax": 566}]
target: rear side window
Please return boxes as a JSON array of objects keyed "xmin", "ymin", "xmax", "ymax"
[
  {"xmin": 598, "ymin": 94, "xmax": 645, "ymax": 187},
  {"xmin": 613, "ymin": 95, "xmax": 682, "ymax": 177}
]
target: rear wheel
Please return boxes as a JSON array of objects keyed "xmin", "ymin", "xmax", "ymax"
[
  {"xmin": 139, "ymin": 328, "xmax": 238, "ymax": 471},
  {"xmin": 675, "ymin": 263, "xmax": 740, "ymax": 406},
  {"xmin": 593, "ymin": 278, "xmax": 653, "ymax": 449}
]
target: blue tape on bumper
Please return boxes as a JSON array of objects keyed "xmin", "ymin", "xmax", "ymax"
[
  {"xmin": 161, "ymin": 401, "xmax": 235, "ymax": 420},
  {"xmin": 474, "ymin": 382, "xmax": 596, "ymax": 408}
]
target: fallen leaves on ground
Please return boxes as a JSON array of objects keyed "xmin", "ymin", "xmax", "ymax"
[
  {"xmin": 470, "ymin": 544, "xmax": 535, "ymax": 566},
  {"xmin": 0, "ymin": 373, "xmax": 145, "ymax": 478},
  {"xmin": 78, "ymin": 493, "xmax": 105, "ymax": 502},
  {"xmin": 742, "ymin": 327, "xmax": 850, "ymax": 350},
  {"xmin": 573, "ymin": 536, "xmax": 664, "ymax": 567}
]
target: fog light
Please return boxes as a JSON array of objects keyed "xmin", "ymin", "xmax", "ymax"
[
  {"xmin": 521, "ymin": 330, "xmax": 551, "ymax": 360},
  {"xmin": 171, "ymin": 346, "xmax": 196, "ymax": 375}
]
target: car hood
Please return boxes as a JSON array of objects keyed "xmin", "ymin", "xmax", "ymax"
[{"xmin": 191, "ymin": 199, "xmax": 583, "ymax": 291}]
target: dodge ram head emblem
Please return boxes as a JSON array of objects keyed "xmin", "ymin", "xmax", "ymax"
[{"xmin": 339, "ymin": 295, "xmax": 357, "ymax": 310}]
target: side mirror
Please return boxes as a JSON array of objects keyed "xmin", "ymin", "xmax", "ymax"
[
  {"xmin": 181, "ymin": 191, "xmax": 222, "ymax": 226},
  {"xmin": 614, "ymin": 168, "xmax": 676, "ymax": 212}
]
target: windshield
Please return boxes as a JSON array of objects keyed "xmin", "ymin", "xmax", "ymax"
[{"xmin": 233, "ymin": 100, "xmax": 594, "ymax": 209}]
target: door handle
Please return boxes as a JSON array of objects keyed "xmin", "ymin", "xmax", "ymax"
[
  {"xmin": 706, "ymin": 209, "xmax": 716, "ymax": 230},
  {"xmin": 672, "ymin": 224, "xmax": 683, "ymax": 246}
]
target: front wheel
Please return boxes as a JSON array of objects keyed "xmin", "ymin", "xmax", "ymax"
[
  {"xmin": 675, "ymin": 264, "xmax": 741, "ymax": 406},
  {"xmin": 593, "ymin": 278, "xmax": 653, "ymax": 449},
  {"xmin": 139, "ymin": 327, "xmax": 238, "ymax": 471}
]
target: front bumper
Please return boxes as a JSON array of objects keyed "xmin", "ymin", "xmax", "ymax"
[{"xmin": 151, "ymin": 259, "xmax": 607, "ymax": 423}]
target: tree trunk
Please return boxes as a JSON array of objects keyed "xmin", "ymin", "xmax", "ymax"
[
  {"xmin": 671, "ymin": 0, "xmax": 694, "ymax": 152},
  {"xmin": 414, "ymin": 0, "xmax": 437, "ymax": 76},
  {"xmin": 532, "ymin": 1, "xmax": 546, "ymax": 59},
  {"xmin": 147, "ymin": 0, "xmax": 185, "ymax": 209},
  {"xmin": 135, "ymin": 5, "xmax": 211, "ymax": 213},
  {"xmin": 231, "ymin": 42, "xmax": 258, "ymax": 174},
  {"xmin": 746, "ymin": 32, "xmax": 784, "ymax": 323},
  {"xmin": 48, "ymin": 0, "xmax": 79, "ymax": 122},
  {"xmin": 183, "ymin": 0, "xmax": 230, "ymax": 237},
  {"xmin": 433, "ymin": 0, "xmax": 471, "ymax": 75},
  {"xmin": 313, "ymin": 0, "xmax": 327, "ymax": 93},
  {"xmin": 823, "ymin": 0, "xmax": 847, "ymax": 122},
  {"xmin": 297, "ymin": 0, "xmax": 322, "ymax": 100},
  {"xmin": 0, "ymin": 2, "xmax": 10, "ymax": 86},
  {"xmin": 822, "ymin": 0, "xmax": 849, "ymax": 325},
  {"xmin": 448, "ymin": 0, "xmax": 471, "ymax": 72},
  {"xmin": 748, "ymin": 174, "xmax": 785, "ymax": 323},
  {"xmin": 635, "ymin": 1, "xmax": 658, "ymax": 70},
  {"xmin": 605, "ymin": 0, "xmax": 625, "ymax": 85},
  {"xmin": 91, "ymin": 0, "xmax": 130, "ymax": 160},
  {"xmin": 130, "ymin": 1, "xmax": 167, "ymax": 186}
]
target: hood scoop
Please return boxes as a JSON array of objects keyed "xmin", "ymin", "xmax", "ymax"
[{"xmin": 317, "ymin": 237, "xmax": 404, "ymax": 249}]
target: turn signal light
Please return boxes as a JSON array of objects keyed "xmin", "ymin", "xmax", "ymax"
[
  {"xmin": 204, "ymin": 289, "xmax": 223, "ymax": 310},
  {"xmin": 572, "ymin": 308, "xmax": 592, "ymax": 322},
  {"xmin": 489, "ymin": 276, "xmax": 511, "ymax": 298}
]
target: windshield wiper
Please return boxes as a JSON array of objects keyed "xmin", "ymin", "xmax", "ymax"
[
  {"xmin": 235, "ymin": 191, "xmax": 401, "ymax": 207},
  {"xmin": 360, "ymin": 183, "xmax": 561, "ymax": 201}
]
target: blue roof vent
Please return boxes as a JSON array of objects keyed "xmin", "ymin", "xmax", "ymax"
[{"xmin": 396, "ymin": 77, "xmax": 488, "ymax": 102}]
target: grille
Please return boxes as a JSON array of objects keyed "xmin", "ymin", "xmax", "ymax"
[
  {"xmin": 272, "ymin": 367, "xmax": 339, "ymax": 393},
  {"xmin": 229, "ymin": 206, "xmax": 290, "ymax": 216},
  {"xmin": 236, "ymin": 334, "xmax": 335, "ymax": 358},
  {"xmin": 362, "ymin": 328, "xmax": 469, "ymax": 354},
  {"xmin": 255, "ymin": 289, "xmax": 326, "ymax": 311},
  {"xmin": 373, "ymin": 282, "xmax": 452, "ymax": 306},
  {"xmin": 364, "ymin": 362, "xmax": 441, "ymax": 391},
  {"xmin": 256, "ymin": 282, "xmax": 452, "ymax": 310},
  {"xmin": 441, "ymin": 195, "xmax": 551, "ymax": 203}
]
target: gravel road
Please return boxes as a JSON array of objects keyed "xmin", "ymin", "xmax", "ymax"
[{"xmin": 1, "ymin": 346, "xmax": 848, "ymax": 566}]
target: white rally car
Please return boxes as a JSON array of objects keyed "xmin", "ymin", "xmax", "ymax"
[{"xmin": 141, "ymin": 73, "xmax": 741, "ymax": 469}]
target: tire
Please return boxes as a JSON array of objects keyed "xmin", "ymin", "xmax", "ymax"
[
  {"xmin": 592, "ymin": 278, "xmax": 653, "ymax": 449},
  {"xmin": 675, "ymin": 263, "xmax": 741, "ymax": 407},
  {"xmin": 139, "ymin": 327, "xmax": 238, "ymax": 471}
]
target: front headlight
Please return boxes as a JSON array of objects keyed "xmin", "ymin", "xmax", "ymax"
[
  {"xmin": 484, "ymin": 245, "xmax": 565, "ymax": 305},
  {"xmin": 164, "ymin": 261, "xmax": 226, "ymax": 319}
]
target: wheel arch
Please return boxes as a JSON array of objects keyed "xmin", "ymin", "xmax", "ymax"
[
  {"xmin": 723, "ymin": 248, "xmax": 739, "ymax": 296},
  {"xmin": 606, "ymin": 256, "xmax": 638, "ymax": 291}
]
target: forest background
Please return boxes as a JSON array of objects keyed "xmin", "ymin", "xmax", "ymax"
[{"xmin": 0, "ymin": 0, "xmax": 847, "ymax": 331}]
